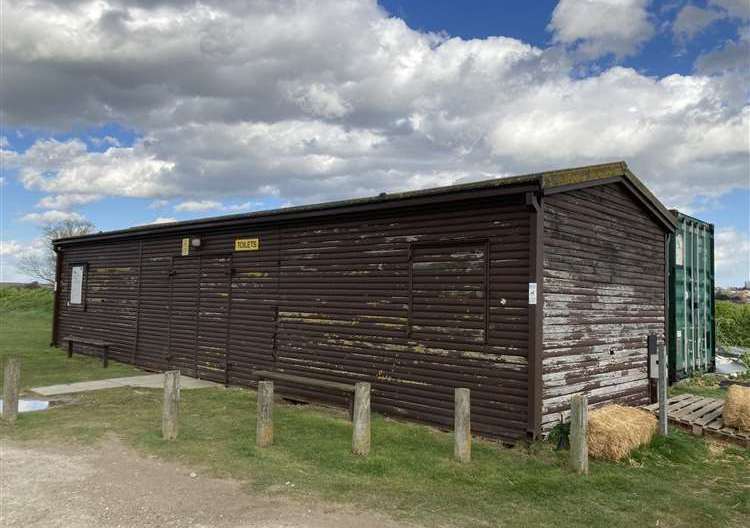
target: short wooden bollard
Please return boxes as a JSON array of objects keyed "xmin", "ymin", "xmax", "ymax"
[
  {"xmin": 352, "ymin": 382, "xmax": 371, "ymax": 456},
  {"xmin": 454, "ymin": 388, "xmax": 471, "ymax": 463},
  {"xmin": 658, "ymin": 343, "xmax": 669, "ymax": 436},
  {"xmin": 256, "ymin": 381, "xmax": 274, "ymax": 448},
  {"xmin": 2, "ymin": 358, "xmax": 21, "ymax": 423},
  {"xmin": 569, "ymin": 394, "xmax": 589, "ymax": 475},
  {"xmin": 161, "ymin": 370, "xmax": 180, "ymax": 441}
]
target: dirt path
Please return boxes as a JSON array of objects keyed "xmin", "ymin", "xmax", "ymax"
[{"xmin": 0, "ymin": 437, "xmax": 410, "ymax": 528}]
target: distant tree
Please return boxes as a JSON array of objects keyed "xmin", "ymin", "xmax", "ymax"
[{"xmin": 16, "ymin": 219, "xmax": 96, "ymax": 285}]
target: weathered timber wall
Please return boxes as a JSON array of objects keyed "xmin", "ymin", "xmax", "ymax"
[
  {"xmin": 541, "ymin": 183, "xmax": 666, "ymax": 431},
  {"xmin": 56, "ymin": 196, "xmax": 532, "ymax": 441}
]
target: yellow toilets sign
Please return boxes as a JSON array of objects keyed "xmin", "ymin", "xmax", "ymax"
[{"xmin": 235, "ymin": 238, "xmax": 260, "ymax": 251}]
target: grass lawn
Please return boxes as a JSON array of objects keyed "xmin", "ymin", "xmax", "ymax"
[
  {"xmin": 670, "ymin": 380, "xmax": 728, "ymax": 400},
  {"xmin": 0, "ymin": 310, "xmax": 140, "ymax": 389},
  {"xmin": 2, "ymin": 289, "xmax": 749, "ymax": 528}
]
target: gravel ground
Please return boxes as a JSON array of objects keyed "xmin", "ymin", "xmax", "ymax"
[{"xmin": 0, "ymin": 437, "xmax": 409, "ymax": 528}]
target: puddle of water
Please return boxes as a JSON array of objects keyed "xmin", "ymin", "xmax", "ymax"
[{"xmin": 0, "ymin": 399, "xmax": 50, "ymax": 413}]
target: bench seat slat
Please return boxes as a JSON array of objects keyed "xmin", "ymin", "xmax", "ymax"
[{"xmin": 63, "ymin": 336, "xmax": 110, "ymax": 347}]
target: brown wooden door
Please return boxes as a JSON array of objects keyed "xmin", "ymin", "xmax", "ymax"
[
  {"xmin": 195, "ymin": 255, "xmax": 231, "ymax": 382},
  {"xmin": 167, "ymin": 254, "xmax": 231, "ymax": 381},
  {"xmin": 168, "ymin": 256, "xmax": 200, "ymax": 377}
]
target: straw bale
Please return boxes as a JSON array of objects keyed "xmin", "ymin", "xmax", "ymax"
[
  {"xmin": 723, "ymin": 385, "xmax": 750, "ymax": 432},
  {"xmin": 587, "ymin": 405, "xmax": 656, "ymax": 461}
]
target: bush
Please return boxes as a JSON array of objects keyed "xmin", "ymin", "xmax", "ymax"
[
  {"xmin": 0, "ymin": 286, "xmax": 54, "ymax": 313},
  {"xmin": 716, "ymin": 301, "xmax": 750, "ymax": 348}
]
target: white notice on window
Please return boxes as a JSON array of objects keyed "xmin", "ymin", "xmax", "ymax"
[
  {"xmin": 70, "ymin": 265, "xmax": 84, "ymax": 304},
  {"xmin": 528, "ymin": 282, "xmax": 537, "ymax": 305}
]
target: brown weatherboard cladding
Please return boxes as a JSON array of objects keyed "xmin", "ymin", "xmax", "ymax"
[
  {"xmin": 52, "ymin": 162, "xmax": 676, "ymax": 442},
  {"xmin": 56, "ymin": 197, "xmax": 533, "ymax": 440},
  {"xmin": 541, "ymin": 183, "xmax": 667, "ymax": 431}
]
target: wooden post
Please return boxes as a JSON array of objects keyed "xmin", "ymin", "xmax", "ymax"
[
  {"xmin": 569, "ymin": 394, "xmax": 589, "ymax": 475},
  {"xmin": 161, "ymin": 370, "xmax": 180, "ymax": 441},
  {"xmin": 352, "ymin": 382, "xmax": 371, "ymax": 456},
  {"xmin": 658, "ymin": 343, "xmax": 669, "ymax": 436},
  {"xmin": 102, "ymin": 345, "xmax": 109, "ymax": 368},
  {"xmin": 2, "ymin": 358, "xmax": 21, "ymax": 423},
  {"xmin": 454, "ymin": 388, "xmax": 471, "ymax": 463},
  {"xmin": 256, "ymin": 380, "xmax": 274, "ymax": 448}
]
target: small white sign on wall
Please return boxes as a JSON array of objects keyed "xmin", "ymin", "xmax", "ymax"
[
  {"xmin": 70, "ymin": 265, "xmax": 84, "ymax": 305},
  {"xmin": 528, "ymin": 282, "xmax": 537, "ymax": 305}
]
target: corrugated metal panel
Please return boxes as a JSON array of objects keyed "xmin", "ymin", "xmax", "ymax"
[
  {"xmin": 541, "ymin": 183, "xmax": 666, "ymax": 431},
  {"xmin": 669, "ymin": 212, "xmax": 715, "ymax": 380},
  {"xmin": 57, "ymin": 241, "xmax": 141, "ymax": 364},
  {"xmin": 55, "ymin": 197, "xmax": 532, "ymax": 441}
]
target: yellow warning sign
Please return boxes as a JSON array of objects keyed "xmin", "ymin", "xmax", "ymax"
[{"xmin": 181, "ymin": 238, "xmax": 190, "ymax": 256}]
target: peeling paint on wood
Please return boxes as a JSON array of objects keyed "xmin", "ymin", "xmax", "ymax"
[{"xmin": 541, "ymin": 184, "xmax": 666, "ymax": 432}]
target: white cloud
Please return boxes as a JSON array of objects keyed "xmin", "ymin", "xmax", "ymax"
[
  {"xmin": 90, "ymin": 135, "xmax": 121, "ymax": 148},
  {"xmin": 673, "ymin": 5, "xmax": 723, "ymax": 41},
  {"xmin": 225, "ymin": 201, "xmax": 262, "ymax": 212},
  {"xmin": 11, "ymin": 138, "xmax": 176, "ymax": 199},
  {"xmin": 148, "ymin": 217, "xmax": 177, "ymax": 225},
  {"xmin": 710, "ymin": 0, "xmax": 750, "ymax": 20},
  {"xmin": 36, "ymin": 193, "xmax": 101, "ymax": 209},
  {"xmin": 21, "ymin": 210, "xmax": 86, "ymax": 224},
  {"xmin": 0, "ymin": 238, "xmax": 48, "ymax": 282},
  {"xmin": 148, "ymin": 199, "xmax": 169, "ymax": 209},
  {"xmin": 0, "ymin": 240, "xmax": 24, "ymax": 256},
  {"xmin": 715, "ymin": 227, "xmax": 750, "ymax": 287},
  {"xmin": 488, "ymin": 68, "xmax": 749, "ymax": 207},
  {"xmin": 174, "ymin": 199, "xmax": 262, "ymax": 213},
  {"xmin": 695, "ymin": 35, "xmax": 750, "ymax": 74},
  {"xmin": 548, "ymin": 0, "xmax": 655, "ymax": 58},
  {"xmin": 0, "ymin": 0, "xmax": 746, "ymax": 260},
  {"xmin": 174, "ymin": 200, "xmax": 222, "ymax": 212}
]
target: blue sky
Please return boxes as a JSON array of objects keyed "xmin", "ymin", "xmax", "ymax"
[{"xmin": 1, "ymin": 0, "xmax": 748, "ymax": 285}]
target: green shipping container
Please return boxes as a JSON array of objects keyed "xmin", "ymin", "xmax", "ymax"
[{"xmin": 668, "ymin": 211, "xmax": 715, "ymax": 381}]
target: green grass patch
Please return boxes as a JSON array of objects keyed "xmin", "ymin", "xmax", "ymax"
[
  {"xmin": 2, "ymin": 309, "xmax": 749, "ymax": 527},
  {"xmin": 670, "ymin": 374, "xmax": 728, "ymax": 400},
  {"xmin": 0, "ymin": 309, "xmax": 141, "ymax": 390},
  {"xmin": 0, "ymin": 286, "xmax": 54, "ymax": 314}
]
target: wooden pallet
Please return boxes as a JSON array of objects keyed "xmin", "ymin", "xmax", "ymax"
[{"xmin": 643, "ymin": 394, "xmax": 750, "ymax": 448}]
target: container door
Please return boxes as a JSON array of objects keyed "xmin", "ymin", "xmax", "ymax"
[{"xmin": 674, "ymin": 230, "xmax": 687, "ymax": 376}]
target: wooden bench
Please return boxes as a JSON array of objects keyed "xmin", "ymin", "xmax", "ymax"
[
  {"xmin": 253, "ymin": 370, "xmax": 357, "ymax": 419},
  {"xmin": 62, "ymin": 336, "xmax": 111, "ymax": 368}
]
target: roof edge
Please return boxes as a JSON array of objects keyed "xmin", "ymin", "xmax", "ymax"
[{"xmin": 53, "ymin": 161, "xmax": 674, "ymax": 246}]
